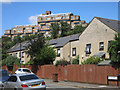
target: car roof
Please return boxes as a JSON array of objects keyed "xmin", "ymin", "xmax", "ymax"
[
  {"xmin": 13, "ymin": 73, "xmax": 35, "ymax": 77},
  {"xmin": 18, "ymin": 68, "xmax": 31, "ymax": 70}
]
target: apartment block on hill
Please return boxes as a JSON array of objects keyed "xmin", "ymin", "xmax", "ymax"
[{"xmin": 3, "ymin": 11, "xmax": 88, "ymax": 39}]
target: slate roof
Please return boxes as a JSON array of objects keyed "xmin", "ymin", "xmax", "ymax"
[
  {"xmin": 97, "ymin": 60, "xmax": 112, "ymax": 66},
  {"xmin": 7, "ymin": 41, "xmax": 30, "ymax": 53},
  {"xmin": 47, "ymin": 34, "xmax": 80, "ymax": 48},
  {"xmin": 7, "ymin": 34, "xmax": 80, "ymax": 53},
  {"xmin": 96, "ymin": 17, "xmax": 120, "ymax": 33}
]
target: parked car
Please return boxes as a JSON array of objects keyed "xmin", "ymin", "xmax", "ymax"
[
  {"xmin": 15, "ymin": 68, "xmax": 33, "ymax": 74},
  {"xmin": 0, "ymin": 69, "xmax": 11, "ymax": 89},
  {"xmin": 4, "ymin": 73, "xmax": 46, "ymax": 90}
]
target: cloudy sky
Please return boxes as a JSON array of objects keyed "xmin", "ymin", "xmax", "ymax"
[{"xmin": 1, "ymin": 0, "xmax": 119, "ymax": 37}]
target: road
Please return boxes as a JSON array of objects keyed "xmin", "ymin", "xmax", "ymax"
[{"xmin": 44, "ymin": 79, "xmax": 119, "ymax": 90}]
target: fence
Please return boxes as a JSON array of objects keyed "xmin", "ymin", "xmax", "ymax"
[{"xmin": 2, "ymin": 64, "xmax": 120, "ymax": 85}]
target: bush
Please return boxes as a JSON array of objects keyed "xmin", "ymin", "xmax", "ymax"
[
  {"xmin": 55, "ymin": 58, "xmax": 70, "ymax": 66},
  {"xmin": 81, "ymin": 56, "xmax": 104, "ymax": 65},
  {"xmin": 71, "ymin": 55, "xmax": 79, "ymax": 64}
]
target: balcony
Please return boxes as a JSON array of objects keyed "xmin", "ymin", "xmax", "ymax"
[
  {"xmin": 71, "ymin": 15, "xmax": 80, "ymax": 21},
  {"xmin": 4, "ymin": 30, "xmax": 11, "ymax": 35},
  {"xmin": 16, "ymin": 30, "xmax": 24, "ymax": 34},
  {"xmin": 25, "ymin": 29, "xmax": 33, "ymax": 34}
]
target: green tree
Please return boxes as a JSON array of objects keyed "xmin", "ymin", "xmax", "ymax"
[
  {"xmin": 2, "ymin": 55, "xmax": 20, "ymax": 66},
  {"xmin": 26, "ymin": 34, "xmax": 56, "ymax": 65},
  {"xmin": 108, "ymin": 33, "xmax": 120, "ymax": 63},
  {"xmin": 73, "ymin": 25, "xmax": 86, "ymax": 34},
  {"xmin": 2, "ymin": 37, "xmax": 15, "ymax": 60},
  {"xmin": 50, "ymin": 23, "xmax": 59, "ymax": 39},
  {"xmin": 60, "ymin": 22, "xmax": 71, "ymax": 37},
  {"xmin": 36, "ymin": 46, "xmax": 56, "ymax": 65}
]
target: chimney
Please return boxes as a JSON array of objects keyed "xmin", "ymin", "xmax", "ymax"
[{"xmin": 45, "ymin": 11, "xmax": 51, "ymax": 15}]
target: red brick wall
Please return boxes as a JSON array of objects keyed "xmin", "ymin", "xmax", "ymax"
[{"xmin": 2, "ymin": 64, "xmax": 120, "ymax": 85}]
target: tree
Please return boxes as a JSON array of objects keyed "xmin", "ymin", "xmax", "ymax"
[
  {"xmin": 108, "ymin": 33, "xmax": 120, "ymax": 63},
  {"xmin": 2, "ymin": 36, "xmax": 15, "ymax": 60},
  {"xmin": 26, "ymin": 34, "xmax": 56, "ymax": 65},
  {"xmin": 2, "ymin": 55, "xmax": 20, "ymax": 66},
  {"xmin": 60, "ymin": 22, "xmax": 71, "ymax": 37},
  {"xmin": 36, "ymin": 46, "xmax": 56, "ymax": 65},
  {"xmin": 73, "ymin": 25, "xmax": 86, "ymax": 34},
  {"xmin": 50, "ymin": 23, "xmax": 59, "ymax": 39}
]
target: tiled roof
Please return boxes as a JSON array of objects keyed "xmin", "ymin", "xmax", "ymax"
[
  {"xmin": 7, "ymin": 34, "xmax": 80, "ymax": 53},
  {"xmin": 95, "ymin": 17, "xmax": 120, "ymax": 33}
]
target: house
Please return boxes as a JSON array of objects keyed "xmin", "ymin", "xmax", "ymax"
[
  {"xmin": 78, "ymin": 17, "xmax": 120, "ymax": 64},
  {"xmin": 7, "ymin": 34, "xmax": 80, "ymax": 64}
]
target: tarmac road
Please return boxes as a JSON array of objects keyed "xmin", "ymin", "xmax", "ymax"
[{"xmin": 44, "ymin": 79, "xmax": 119, "ymax": 90}]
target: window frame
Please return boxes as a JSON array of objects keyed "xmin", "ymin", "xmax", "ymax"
[
  {"xmin": 72, "ymin": 48, "xmax": 76, "ymax": 56},
  {"xmin": 85, "ymin": 44, "xmax": 91, "ymax": 54},
  {"xmin": 57, "ymin": 48, "xmax": 60, "ymax": 57},
  {"xmin": 99, "ymin": 42, "xmax": 104, "ymax": 51}
]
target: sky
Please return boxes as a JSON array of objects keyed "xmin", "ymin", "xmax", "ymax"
[{"xmin": 1, "ymin": 1, "xmax": 119, "ymax": 37}]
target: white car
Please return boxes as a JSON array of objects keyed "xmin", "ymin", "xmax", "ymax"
[{"xmin": 15, "ymin": 68, "xmax": 33, "ymax": 74}]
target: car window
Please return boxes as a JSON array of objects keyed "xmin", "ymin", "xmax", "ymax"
[
  {"xmin": 19, "ymin": 75, "xmax": 39, "ymax": 81},
  {"xmin": 23, "ymin": 69, "xmax": 31, "ymax": 73},
  {"xmin": 8, "ymin": 76, "xmax": 17, "ymax": 82},
  {"xmin": 18, "ymin": 69, "xmax": 21, "ymax": 71}
]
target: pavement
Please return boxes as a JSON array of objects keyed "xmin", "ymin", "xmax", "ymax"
[{"xmin": 44, "ymin": 79, "xmax": 120, "ymax": 89}]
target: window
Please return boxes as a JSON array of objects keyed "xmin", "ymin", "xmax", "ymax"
[
  {"xmin": 66, "ymin": 16, "xmax": 69, "ymax": 19},
  {"xmin": 22, "ymin": 52, "xmax": 24, "ymax": 58},
  {"xmin": 72, "ymin": 48, "xmax": 76, "ymax": 56},
  {"xmin": 19, "ymin": 75, "xmax": 39, "ymax": 81},
  {"xmin": 85, "ymin": 44, "xmax": 91, "ymax": 54},
  {"xmin": 57, "ymin": 49, "xmax": 60, "ymax": 57},
  {"xmin": 55, "ymin": 17, "xmax": 61, "ymax": 19},
  {"xmin": 19, "ymin": 52, "xmax": 21, "ymax": 57},
  {"xmin": 108, "ymin": 41, "xmax": 111, "ymax": 48},
  {"xmin": 8, "ymin": 76, "xmax": 17, "ymax": 82},
  {"xmin": 99, "ymin": 42, "xmax": 104, "ymax": 51}
]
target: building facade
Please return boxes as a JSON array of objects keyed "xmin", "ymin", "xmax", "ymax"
[
  {"xmin": 3, "ymin": 11, "xmax": 87, "ymax": 39},
  {"xmin": 78, "ymin": 17, "xmax": 119, "ymax": 64}
]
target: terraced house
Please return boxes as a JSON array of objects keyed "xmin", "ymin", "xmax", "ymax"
[
  {"xmin": 3, "ymin": 11, "xmax": 87, "ymax": 39},
  {"xmin": 7, "ymin": 17, "xmax": 120, "ymax": 64}
]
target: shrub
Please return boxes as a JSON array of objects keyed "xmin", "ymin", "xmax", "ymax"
[
  {"xmin": 81, "ymin": 56, "xmax": 104, "ymax": 65},
  {"xmin": 55, "ymin": 58, "xmax": 70, "ymax": 66},
  {"xmin": 71, "ymin": 55, "xmax": 79, "ymax": 64}
]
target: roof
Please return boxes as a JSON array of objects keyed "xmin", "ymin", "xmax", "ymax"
[
  {"xmin": 13, "ymin": 73, "xmax": 34, "ymax": 77},
  {"xmin": 7, "ymin": 41, "xmax": 30, "ymax": 53},
  {"xmin": 47, "ymin": 34, "xmax": 80, "ymax": 48},
  {"xmin": 7, "ymin": 34, "xmax": 80, "ymax": 53},
  {"xmin": 97, "ymin": 60, "xmax": 112, "ymax": 66},
  {"xmin": 95, "ymin": 17, "xmax": 120, "ymax": 33},
  {"xmin": 93, "ymin": 52, "xmax": 106, "ymax": 58}
]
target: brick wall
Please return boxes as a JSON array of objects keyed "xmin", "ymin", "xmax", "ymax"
[{"xmin": 2, "ymin": 64, "xmax": 120, "ymax": 85}]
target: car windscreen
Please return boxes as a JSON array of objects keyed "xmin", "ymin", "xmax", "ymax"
[
  {"xmin": 19, "ymin": 75, "xmax": 39, "ymax": 81},
  {"xmin": 23, "ymin": 69, "xmax": 31, "ymax": 73}
]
